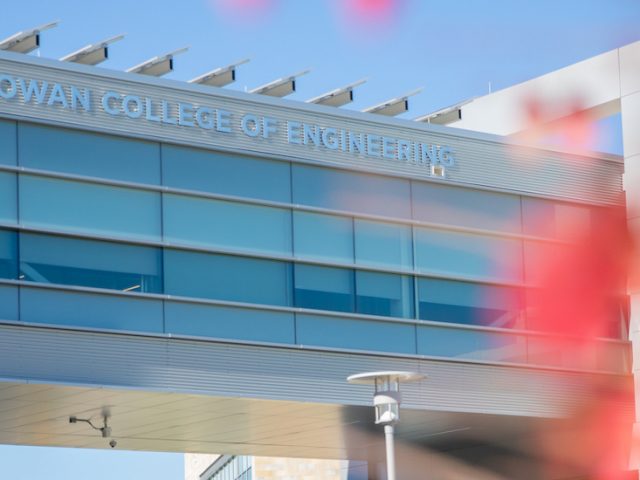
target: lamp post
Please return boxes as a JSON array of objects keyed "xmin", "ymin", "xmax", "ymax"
[{"xmin": 347, "ymin": 371, "xmax": 426, "ymax": 480}]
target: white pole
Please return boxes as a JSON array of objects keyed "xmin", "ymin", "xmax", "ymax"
[{"xmin": 384, "ymin": 424, "xmax": 396, "ymax": 480}]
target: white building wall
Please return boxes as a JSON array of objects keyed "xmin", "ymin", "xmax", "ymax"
[
  {"xmin": 620, "ymin": 41, "xmax": 640, "ymax": 428},
  {"xmin": 449, "ymin": 40, "xmax": 640, "ymax": 465}
]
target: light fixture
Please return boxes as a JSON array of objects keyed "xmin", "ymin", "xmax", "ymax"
[
  {"xmin": 189, "ymin": 58, "xmax": 250, "ymax": 87},
  {"xmin": 363, "ymin": 88, "xmax": 423, "ymax": 117},
  {"xmin": 69, "ymin": 413, "xmax": 117, "ymax": 448},
  {"xmin": 126, "ymin": 46, "xmax": 189, "ymax": 77},
  {"xmin": 307, "ymin": 78, "xmax": 367, "ymax": 107},
  {"xmin": 431, "ymin": 164, "xmax": 446, "ymax": 177},
  {"xmin": 0, "ymin": 21, "xmax": 59, "ymax": 54},
  {"xmin": 347, "ymin": 371, "xmax": 426, "ymax": 480},
  {"xmin": 59, "ymin": 34, "xmax": 124, "ymax": 65},
  {"xmin": 249, "ymin": 69, "xmax": 310, "ymax": 97}
]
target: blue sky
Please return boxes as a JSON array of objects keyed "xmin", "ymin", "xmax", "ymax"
[{"xmin": 1, "ymin": 1, "xmax": 639, "ymax": 478}]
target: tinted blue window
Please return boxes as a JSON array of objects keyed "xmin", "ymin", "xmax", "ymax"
[
  {"xmin": 415, "ymin": 228, "xmax": 523, "ymax": 282},
  {"xmin": 522, "ymin": 197, "xmax": 592, "ymax": 239},
  {"xmin": 527, "ymin": 337, "xmax": 597, "ymax": 370},
  {"xmin": 19, "ymin": 124, "xmax": 161, "ymax": 184},
  {"xmin": 526, "ymin": 287, "xmax": 625, "ymax": 343},
  {"xmin": 0, "ymin": 172, "xmax": 16, "ymax": 224},
  {"xmin": 20, "ymin": 233, "xmax": 162, "ymax": 293},
  {"xmin": 600, "ymin": 296, "xmax": 627, "ymax": 339},
  {"xmin": 354, "ymin": 219, "xmax": 412, "ymax": 268},
  {"xmin": 417, "ymin": 325, "xmax": 526, "ymax": 362},
  {"xmin": 356, "ymin": 271, "xmax": 414, "ymax": 318},
  {"xmin": 20, "ymin": 287, "xmax": 163, "ymax": 332},
  {"xmin": 596, "ymin": 341, "xmax": 628, "ymax": 373},
  {"xmin": 296, "ymin": 314, "xmax": 416, "ymax": 354},
  {"xmin": 162, "ymin": 145, "xmax": 291, "ymax": 202},
  {"xmin": 293, "ymin": 211, "xmax": 353, "ymax": 262},
  {"xmin": 0, "ymin": 229, "xmax": 17, "ymax": 279},
  {"xmin": 521, "ymin": 197, "xmax": 556, "ymax": 238},
  {"xmin": 292, "ymin": 164, "xmax": 411, "ymax": 218},
  {"xmin": 0, "ymin": 285, "xmax": 18, "ymax": 321},
  {"xmin": 418, "ymin": 278, "xmax": 524, "ymax": 328},
  {"xmin": 294, "ymin": 264, "xmax": 354, "ymax": 313},
  {"xmin": 165, "ymin": 302, "xmax": 295, "ymax": 344},
  {"xmin": 164, "ymin": 194, "xmax": 291, "ymax": 254},
  {"xmin": 164, "ymin": 250, "xmax": 291, "ymax": 306},
  {"xmin": 523, "ymin": 240, "xmax": 571, "ymax": 286},
  {"xmin": 20, "ymin": 175, "xmax": 162, "ymax": 241},
  {"xmin": 412, "ymin": 181, "xmax": 521, "ymax": 233},
  {"xmin": 0, "ymin": 120, "xmax": 16, "ymax": 165}
]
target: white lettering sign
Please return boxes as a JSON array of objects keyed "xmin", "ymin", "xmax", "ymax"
[{"xmin": 0, "ymin": 73, "xmax": 456, "ymax": 170}]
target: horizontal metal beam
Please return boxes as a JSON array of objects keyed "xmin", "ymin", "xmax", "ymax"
[
  {"xmin": 0, "ymin": 21, "xmax": 59, "ymax": 54},
  {"xmin": 60, "ymin": 34, "xmax": 125, "ymax": 65},
  {"xmin": 307, "ymin": 79, "xmax": 367, "ymax": 107},
  {"xmin": 189, "ymin": 58, "xmax": 250, "ymax": 87},
  {"xmin": 363, "ymin": 88, "xmax": 423, "ymax": 116},
  {"xmin": 414, "ymin": 99, "xmax": 474, "ymax": 125},
  {"xmin": 250, "ymin": 69, "xmax": 310, "ymax": 97},
  {"xmin": 126, "ymin": 46, "xmax": 189, "ymax": 77}
]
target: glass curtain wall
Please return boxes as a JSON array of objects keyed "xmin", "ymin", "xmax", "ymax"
[{"xmin": 0, "ymin": 120, "xmax": 626, "ymax": 370}]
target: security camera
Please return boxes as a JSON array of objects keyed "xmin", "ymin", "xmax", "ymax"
[{"xmin": 70, "ymin": 414, "xmax": 118, "ymax": 447}]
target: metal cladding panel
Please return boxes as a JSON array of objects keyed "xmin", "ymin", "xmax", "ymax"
[
  {"xmin": 0, "ymin": 324, "xmax": 631, "ymax": 418},
  {"xmin": 0, "ymin": 51, "xmax": 623, "ymax": 206}
]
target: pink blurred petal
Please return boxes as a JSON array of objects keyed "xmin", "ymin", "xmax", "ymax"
[
  {"xmin": 209, "ymin": 0, "xmax": 276, "ymax": 23},
  {"xmin": 333, "ymin": 0, "xmax": 405, "ymax": 41}
]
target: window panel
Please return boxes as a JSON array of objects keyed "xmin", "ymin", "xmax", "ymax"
[
  {"xmin": 522, "ymin": 197, "xmax": 592, "ymax": 239},
  {"xmin": 412, "ymin": 181, "xmax": 521, "ymax": 233},
  {"xmin": 356, "ymin": 271, "xmax": 414, "ymax": 318},
  {"xmin": 415, "ymin": 228, "xmax": 523, "ymax": 282},
  {"xmin": 523, "ymin": 240, "xmax": 571, "ymax": 286},
  {"xmin": 0, "ymin": 119, "xmax": 16, "ymax": 165},
  {"xmin": 164, "ymin": 194, "xmax": 291, "ymax": 255},
  {"xmin": 0, "ymin": 229, "xmax": 17, "ymax": 279},
  {"xmin": 20, "ymin": 287, "xmax": 163, "ymax": 332},
  {"xmin": 294, "ymin": 264, "xmax": 354, "ymax": 313},
  {"xmin": 354, "ymin": 219, "xmax": 412, "ymax": 268},
  {"xmin": 344, "ymin": 461, "xmax": 368, "ymax": 480},
  {"xmin": 0, "ymin": 285, "xmax": 18, "ymax": 321},
  {"xmin": 0, "ymin": 172, "xmax": 16, "ymax": 224},
  {"xmin": 165, "ymin": 302, "xmax": 295, "ymax": 344},
  {"xmin": 20, "ymin": 233, "xmax": 162, "ymax": 293},
  {"xmin": 600, "ymin": 296, "xmax": 628, "ymax": 339},
  {"xmin": 417, "ymin": 325, "xmax": 527, "ymax": 362},
  {"xmin": 164, "ymin": 250, "xmax": 291, "ymax": 306},
  {"xmin": 292, "ymin": 164, "xmax": 411, "ymax": 218},
  {"xmin": 527, "ymin": 337, "xmax": 598, "ymax": 370},
  {"xmin": 296, "ymin": 313, "xmax": 416, "ymax": 354},
  {"xmin": 162, "ymin": 145, "xmax": 290, "ymax": 202},
  {"xmin": 418, "ymin": 278, "xmax": 524, "ymax": 328},
  {"xmin": 529, "ymin": 291, "xmax": 627, "ymax": 340},
  {"xmin": 596, "ymin": 341, "xmax": 629, "ymax": 373},
  {"xmin": 19, "ymin": 175, "xmax": 161, "ymax": 241},
  {"xmin": 19, "ymin": 123, "xmax": 160, "ymax": 184},
  {"xmin": 293, "ymin": 211, "xmax": 353, "ymax": 262}
]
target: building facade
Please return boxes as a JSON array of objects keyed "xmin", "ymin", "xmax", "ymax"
[
  {"xmin": 191, "ymin": 454, "xmax": 367, "ymax": 480},
  {"xmin": 0, "ymin": 44, "xmax": 633, "ymax": 479}
]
